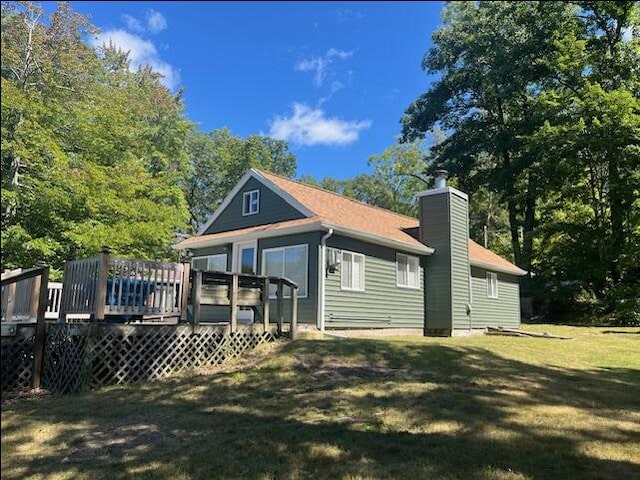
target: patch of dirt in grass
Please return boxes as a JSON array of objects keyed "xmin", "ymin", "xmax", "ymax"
[
  {"xmin": 2, "ymin": 388, "xmax": 50, "ymax": 406},
  {"xmin": 60, "ymin": 421, "xmax": 204, "ymax": 465},
  {"xmin": 295, "ymin": 357, "xmax": 407, "ymax": 380}
]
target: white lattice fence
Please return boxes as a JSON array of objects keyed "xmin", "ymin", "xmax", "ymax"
[
  {"xmin": 42, "ymin": 323, "xmax": 277, "ymax": 393},
  {"xmin": 1, "ymin": 325, "xmax": 35, "ymax": 393}
]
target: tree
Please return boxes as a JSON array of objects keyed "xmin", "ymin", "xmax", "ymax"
[
  {"xmin": 1, "ymin": 2, "xmax": 191, "ymax": 275},
  {"xmin": 402, "ymin": 1, "xmax": 639, "ymax": 322},
  {"xmin": 402, "ymin": 1, "xmax": 581, "ymax": 296}
]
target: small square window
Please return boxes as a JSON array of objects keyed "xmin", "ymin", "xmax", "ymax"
[
  {"xmin": 487, "ymin": 272, "xmax": 498, "ymax": 299},
  {"xmin": 396, "ymin": 253, "xmax": 420, "ymax": 289},
  {"xmin": 242, "ymin": 190, "xmax": 259, "ymax": 215}
]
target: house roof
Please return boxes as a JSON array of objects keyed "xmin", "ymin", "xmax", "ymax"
[
  {"xmin": 257, "ymin": 169, "xmax": 425, "ymax": 249},
  {"xmin": 468, "ymin": 239, "xmax": 526, "ymax": 276},
  {"xmin": 178, "ymin": 168, "xmax": 527, "ymax": 276}
]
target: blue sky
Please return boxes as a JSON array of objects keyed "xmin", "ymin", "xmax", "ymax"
[{"xmin": 45, "ymin": 1, "xmax": 443, "ymax": 180}]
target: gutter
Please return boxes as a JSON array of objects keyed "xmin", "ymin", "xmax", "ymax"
[
  {"xmin": 176, "ymin": 220, "xmax": 434, "ymax": 256},
  {"xmin": 318, "ymin": 228, "xmax": 334, "ymax": 332},
  {"xmin": 320, "ymin": 222, "xmax": 434, "ymax": 256},
  {"xmin": 470, "ymin": 259, "xmax": 528, "ymax": 277}
]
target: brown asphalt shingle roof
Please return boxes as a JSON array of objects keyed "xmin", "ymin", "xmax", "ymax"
[
  {"xmin": 258, "ymin": 169, "xmax": 423, "ymax": 248},
  {"xmin": 180, "ymin": 168, "xmax": 526, "ymax": 275},
  {"xmin": 257, "ymin": 170, "xmax": 525, "ymax": 275}
]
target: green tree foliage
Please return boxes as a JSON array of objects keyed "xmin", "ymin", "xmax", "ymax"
[
  {"xmin": 299, "ymin": 141, "xmax": 431, "ymax": 217},
  {"xmin": 1, "ymin": 2, "xmax": 299, "ymax": 277},
  {"xmin": 1, "ymin": 2, "xmax": 191, "ymax": 274},
  {"xmin": 402, "ymin": 1, "xmax": 577, "ymax": 294},
  {"xmin": 184, "ymin": 129, "xmax": 296, "ymax": 231},
  {"xmin": 401, "ymin": 1, "xmax": 639, "ymax": 323}
]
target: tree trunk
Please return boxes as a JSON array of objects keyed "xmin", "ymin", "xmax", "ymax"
[
  {"xmin": 608, "ymin": 157, "xmax": 624, "ymax": 283},
  {"xmin": 520, "ymin": 188, "xmax": 536, "ymax": 297},
  {"xmin": 508, "ymin": 199, "xmax": 522, "ymax": 266}
]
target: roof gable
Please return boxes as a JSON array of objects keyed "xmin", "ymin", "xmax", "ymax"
[{"xmin": 197, "ymin": 170, "xmax": 314, "ymax": 235}]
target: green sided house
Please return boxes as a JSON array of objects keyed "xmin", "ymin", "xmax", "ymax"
[{"xmin": 175, "ymin": 168, "xmax": 527, "ymax": 336}]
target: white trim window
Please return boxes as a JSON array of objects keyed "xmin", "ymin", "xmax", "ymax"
[
  {"xmin": 396, "ymin": 253, "xmax": 420, "ymax": 289},
  {"xmin": 192, "ymin": 254, "xmax": 227, "ymax": 272},
  {"xmin": 242, "ymin": 189, "xmax": 260, "ymax": 216},
  {"xmin": 341, "ymin": 250, "xmax": 365, "ymax": 291},
  {"xmin": 487, "ymin": 272, "xmax": 498, "ymax": 298},
  {"xmin": 262, "ymin": 244, "xmax": 308, "ymax": 298}
]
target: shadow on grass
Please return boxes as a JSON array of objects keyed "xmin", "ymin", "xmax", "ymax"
[{"xmin": 2, "ymin": 339, "xmax": 639, "ymax": 479}]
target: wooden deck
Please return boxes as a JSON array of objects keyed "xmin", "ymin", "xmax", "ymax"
[{"xmin": 1, "ymin": 250, "xmax": 300, "ymax": 395}]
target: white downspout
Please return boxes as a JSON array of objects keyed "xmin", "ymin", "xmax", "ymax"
[{"xmin": 318, "ymin": 228, "xmax": 334, "ymax": 332}]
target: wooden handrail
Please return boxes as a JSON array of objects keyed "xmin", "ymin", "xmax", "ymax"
[
  {"xmin": 196, "ymin": 269, "xmax": 299, "ymax": 290},
  {"xmin": 189, "ymin": 269, "xmax": 299, "ymax": 334},
  {"xmin": 268, "ymin": 276, "xmax": 299, "ymax": 290},
  {"xmin": 1, "ymin": 266, "xmax": 48, "ymax": 286}
]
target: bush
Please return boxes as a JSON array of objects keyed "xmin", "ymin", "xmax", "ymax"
[{"xmin": 604, "ymin": 282, "xmax": 640, "ymax": 327}]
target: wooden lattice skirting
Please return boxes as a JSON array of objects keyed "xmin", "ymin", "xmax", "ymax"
[
  {"xmin": 2, "ymin": 323, "xmax": 277, "ymax": 395},
  {"xmin": 1, "ymin": 325, "xmax": 35, "ymax": 393}
]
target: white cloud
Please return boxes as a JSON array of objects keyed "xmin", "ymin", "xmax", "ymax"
[
  {"xmin": 120, "ymin": 9, "xmax": 167, "ymax": 34},
  {"xmin": 622, "ymin": 26, "xmax": 634, "ymax": 42},
  {"xmin": 268, "ymin": 103, "xmax": 371, "ymax": 146},
  {"xmin": 336, "ymin": 9, "xmax": 365, "ymax": 23},
  {"xmin": 146, "ymin": 10, "xmax": 167, "ymax": 33},
  {"xmin": 318, "ymin": 80, "xmax": 345, "ymax": 105},
  {"xmin": 90, "ymin": 30, "xmax": 179, "ymax": 89},
  {"xmin": 326, "ymin": 48, "xmax": 352, "ymax": 60},
  {"xmin": 121, "ymin": 14, "xmax": 144, "ymax": 33},
  {"xmin": 295, "ymin": 48, "xmax": 353, "ymax": 87}
]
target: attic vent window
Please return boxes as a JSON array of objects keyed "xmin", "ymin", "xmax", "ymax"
[{"xmin": 243, "ymin": 190, "xmax": 260, "ymax": 216}]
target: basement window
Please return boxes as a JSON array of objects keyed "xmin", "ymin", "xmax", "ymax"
[
  {"xmin": 242, "ymin": 190, "xmax": 260, "ymax": 215},
  {"xmin": 487, "ymin": 272, "xmax": 498, "ymax": 299}
]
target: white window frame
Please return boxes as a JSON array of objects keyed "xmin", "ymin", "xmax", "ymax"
[
  {"xmin": 396, "ymin": 253, "xmax": 420, "ymax": 289},
  {"xmin": 242, "ymin": 189, "xmax": 260, "ymax": 216},
  {"xmin": 233, "ymin": 240, "xmax": 257, "ymax": 274},
  {"xmin": 261, "ymin": 244, "xmax": 308, "ymax": 299},
  {"xmin": 191, "ymin": 254, "xmax": 227, "ymax": 272},
  {"xmin": 486, "ymin": 272, "xmax": 498, "ymax": 299},
  {"xmin": 341, "ymin": 250, "xmax": 365, "ymax": 292}
]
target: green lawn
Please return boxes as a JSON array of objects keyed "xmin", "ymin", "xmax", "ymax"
[{"xmin": 2, "ymin": 325, "xmax": 639, "ymax": 479}]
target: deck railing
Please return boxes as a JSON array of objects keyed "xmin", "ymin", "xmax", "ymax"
[
  {"xmin": 1, "ymin": 270, "xmax": 36, "ymax": 321},
  {"xmin": 59, "ymin": 248, "xmax": 298, "ymax": 334},
  {"xmin": 104, "ymin": 258, "xmax": 184, "ymax": 317},
  {"xmin": 190, "ymin": 269, "xmax": 298, "ymax": 338},
  {"xmin": 1, "ymin": 265, "xmax": 50, "ymax": 388},
  {"xmin": 1, "ymin": 269, "xmax": 59, "ymax": 323},
  {"xmin": 45, "ymin": 282, "xmax": 63, "ymax": 320},
  {"xmin": 58, "ymin": 247, "xmax": 188, "ymax": 321}
]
